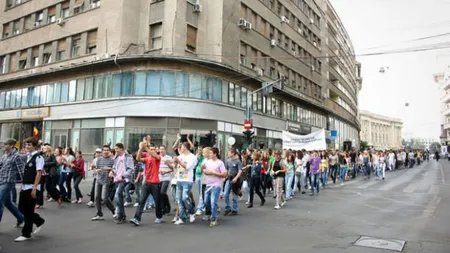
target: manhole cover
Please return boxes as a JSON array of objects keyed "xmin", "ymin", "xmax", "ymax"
[{"xmin": 354, "ymin": 236, "xmax": 406, "ymax": 252}]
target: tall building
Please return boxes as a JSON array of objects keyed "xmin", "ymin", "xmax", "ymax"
[
  {"xmin": 359, "ymin": 110, "xmax": 402, "ymax": 150},
  {"xmin": 0, "ymin": 0, "xmax": 362, "ymax": 155},
  {"xmin": 435, "ymin": 70, "xmax": 450, "ymax": 145}
]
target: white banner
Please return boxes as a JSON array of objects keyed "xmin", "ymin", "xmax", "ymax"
[{"xmin": 282, "ymin": 129, "xmax": 327, "ymax": 151}]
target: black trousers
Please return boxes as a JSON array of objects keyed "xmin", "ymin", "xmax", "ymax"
[
  {"xmin": 249, "ymin": 176, "xmax": 265, "ymax": 204},
  {"xmin": 135, "ymin": 183, "xmax": 162, "ymax": 220},
  {"xmin": 90, "ymin": 178, "xmax": 97, "ymax": 202},
  {"xmin": 19, "ymin": 189, "xmax": 45, "ymax": 238},
  {"xmin": 159, "ymin": 181, "xmax": 171, "ymax": 214}
]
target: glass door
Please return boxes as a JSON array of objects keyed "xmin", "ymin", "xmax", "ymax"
[{"xmin": 52, "ymin": 130, "xmax": 68, "ymax": 148}]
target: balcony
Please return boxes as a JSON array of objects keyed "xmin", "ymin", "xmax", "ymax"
[
  {"xmin": 326, "ymin": 99, "xmax": 357, "ymax": 126},
  {"xmin": 442, "ymin": 92, "xmax": 450, "ymax": 103}
]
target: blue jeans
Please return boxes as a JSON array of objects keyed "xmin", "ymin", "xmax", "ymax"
[
  {"xmin": 224, "ymin": 179, "xmax": 239, "ymax": 212},
  {"xmin": 59, "ymin": 172, "xmax": 73, "ymax": 200},
  {"xmin": 195, "ymin": 177, "xmax": 205, "ymax": 212},
  {"xmin": 285, "ymin": 172, "xmax": 294, "ymax": 199},
  {"xmin": 176, "ymin": 181, "xmax": 195, "ymax": 222},
  {"xmin": 204, "ymin": 186, "xmax": 221, "ymax": 220},
  {"xmin": 310, "ymin": 173, "xmax": 320, "ymax": 194},
  {"xmin": 340, "ymin": 167, "xmax": 347, "ymax": 182},
  {"xmin": 0, "ymin": 182, "xmax": 23, "ymax": 223},
  {"xmin": 114, "ymin": 182, "xmax": 127, "ymax": 218},
  {"xmin": 320, "ymin": 169, "xmax": 328, "ymax": 187}
]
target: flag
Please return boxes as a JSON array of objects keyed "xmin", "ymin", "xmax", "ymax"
[{"xmin": 32, "ymin": 122, "xmax": 39, "ymax": 138}]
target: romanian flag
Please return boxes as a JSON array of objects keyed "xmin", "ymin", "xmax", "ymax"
[{"xmin": 32, "ymin": 122, "xmax": 39, "ymax": 138}]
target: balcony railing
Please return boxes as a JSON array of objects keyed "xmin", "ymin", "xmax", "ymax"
[{"xmin": 326, "ymin": 99, "xmax": 357, "ymax": 126}]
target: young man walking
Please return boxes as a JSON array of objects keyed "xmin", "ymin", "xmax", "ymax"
[
  {"xmin": 15, "ymin": 137, "xmax": 45, "ymax": 242},
  {"xmin": 0, "ymin": 138, "xmax": 25, "ymax": 228}
]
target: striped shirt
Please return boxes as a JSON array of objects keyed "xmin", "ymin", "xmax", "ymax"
[{"xmin": 96, "ymin": 156, "xmax": 115, "ymax": 185}]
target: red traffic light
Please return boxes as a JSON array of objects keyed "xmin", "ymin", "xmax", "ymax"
[{"xmin": 244, "ymin": 120, "xmax": 252, "ymax": 130}]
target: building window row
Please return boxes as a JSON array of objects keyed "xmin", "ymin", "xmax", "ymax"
[
  {"xmin": 2, "ymin": 0, "xmax": 100, "ymax": 39},
  {"xmin": 5, "ymin": 0, "xmax": 31, "ymax": 10},
  {"xmin": 240, "ymin": 41, "xmax": 323, "ymax": 100},
  {"xmin": 0, "ymin": 70, "xmax": 329, "ymax": 129},
  {"xmin": 0, "ymin": 29, "xmax": 97, "ymax": 74},
  {"xmin": 337, "ymin": 97, "xmax": 355, "ymax": 116},
  {"xmin": 336, "ymin": 81, "xmax": 357, "ymax": 107},
  {"xmin": 244, "ymin": 3, "xmax": 321, "ymax": 52}
]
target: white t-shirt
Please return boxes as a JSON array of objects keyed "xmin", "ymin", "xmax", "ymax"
[
  {"xmin": 159, "ymin": 155, "xmax": 172, "ymax": 182},
  {"xmin": 388, "ymin": 153, "xmax": 395, "ymax": 162},
  {"xmin": 177, "ymin": 152, "xmax": 197, "ymax": 183}
]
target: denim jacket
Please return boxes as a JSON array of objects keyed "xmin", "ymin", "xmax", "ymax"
[{"xmin": 112, "ymin": 154, "xmax": 134, "ymax": 182}]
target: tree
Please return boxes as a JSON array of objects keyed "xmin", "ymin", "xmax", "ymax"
[
  {"xmin": 360, "ymin": 141, "xmax": 369, "ymax": 150},
  {"xmin": 429, "ymin": 142, "xmax": 441, "ymax": 154}
]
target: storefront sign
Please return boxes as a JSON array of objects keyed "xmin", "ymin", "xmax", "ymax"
[
  {"xmin": 0, "ymin": 110, "xmax": 21, "ymax": 121},
  {"xmin": 282, "ymin": 129, "xmax": 327, "ymax": 151},
  {"xmin": 286, "ymin": 121, "xmax": 311, "ymax": 135},
  {"xmin": 21, "ymin": 107, "xmax": 50, "ymax": 119}
]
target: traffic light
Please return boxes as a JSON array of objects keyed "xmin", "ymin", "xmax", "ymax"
[{"xmin": 243, "ymin": 130, "xmax": 254, "ymax": 144}]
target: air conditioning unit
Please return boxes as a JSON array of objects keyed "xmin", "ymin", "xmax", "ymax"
[
  {"xmin": 309, "ymin": 18, "xmax": 314, "ymax": 24},
  {"xmin": 57, "ymin": 18, "xmax": 66, "ymax": 26},
  {"xmin": 93, "ymin": 56, "xmax": 100, "ymax": 61},
  {"xmin": 103, "ymin": 53, "xmax": 110, "ymax": 59},
  {"xmin": 254, "ymin": 67, "xmax": 263, "ymax": 76},
  {"xmin": 297, "ymin": 28, "xmax": 303, "ymax": 35},
  {"xmin": 311, "ymin": 65, "xmax": 315, "ymax": 72},
  {"xmin": 292, "ymin": 50, "xmax": 296, "ymax": 56},
  {"xmin": 238, "ymin": 18, "xmax": 251, "ymax": 30},
  {"xmin": 270, "ymin": 39, "xmax": 277, "ymax": 47},
  {"xmin": 193, "ymin": 3, "xmax": 202, "ymax": 12},
  {"xmin": 91, "ymin": 3, "xmax": 96, "ymax": 8},
  {"xmin": 313, "ymin": 41, "xmax": 317, "ymax": 47},
  {"xmin": 280, "ymin": 16, "xmax": 290, "ymax": 24}
]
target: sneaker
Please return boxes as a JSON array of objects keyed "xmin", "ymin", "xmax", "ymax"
[
  {"xmin": 154, "ymin": 218, "xmax": 163, "ymax": 224},
  {"xmin": 14, "ymin": 221, "xmax": 23, "ymax": 228},
  {"xmin": 33, "ymin": 221, "xmax": 45, "ymax": 235},
  {"xmin": 114, "ymin": 216, "xmax": 126, "ymax": 224},
  {"xmin": 77, "ymin": 198, "xmax": 83, "ymax": 204},
  {"xmin": 189, "ymin": 214, "xmax": 196, "ymax": 223},
  {"xmin": 113, "ymin": 213, "xmax": 118, "ymax": 219},
  {"xmin": 47, "ymin": 198, "xmax": 54, "ymax": 202},
  {"xmin": 174, "ymin": 219, "xmax": 185, "ymax": 225},
  {"xmin": 171, "ymin": 216, "xmax": 179, "ymax": 223},
  {"xmin": 91, "ymin": 216, "xmax": 104, "ymax": 221},
  {"xmin": 195, "ymin": 210, "xmax": 203, "ymax": 216},
  {"xmin": 124, "ymin": 202, "xmax": 132, "ymax": 207},
  {"xmin": 224, "ymin": 209, "xmax": 232, "ymax": 216},
  {"xmin": 202, "ymin": 216, "xmax": 211, "ymax": 221},
  {"xmin": 71, "ymin": 200, "xmax": 78, "ymax": 204},
  {"xmin": 86, "ymin": 201, "xmax": 94, "ymax": 207},
  {"xmin": 133, "ymin": 203, "xmax": 139, "ymax": 207},
  {"xmin": 281, "ymin": 201, "xmax": 286, "ymax": 207},
  {"xmin": 14, "ymin": 236, "xmax": 31, "ymax": 242},
  {"xmin": 209, "ymin": 219, "xmax": 218, "ymax": 227},
  {"xmin": 129, "ymin": 218, "xmax": 140, "ymax": 226},
  {"xmin": 231, "ymin": 211, "xmax": 238, "ymax": 216},
  {"xmin": 274, "ymin": 205, "xmax": 281, "ymax": 210}
]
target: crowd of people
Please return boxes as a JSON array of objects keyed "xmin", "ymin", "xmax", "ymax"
[{"xmin": 0, "ymin": 134, "xmax": 434, "ymax": 246}]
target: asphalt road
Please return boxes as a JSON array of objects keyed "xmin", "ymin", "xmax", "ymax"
[{"xmin": 1, "ymin": 160, "xmax": 450, "ymax": 253}]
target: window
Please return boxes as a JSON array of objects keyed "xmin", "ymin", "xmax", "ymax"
[
  {"xmin": 90, "ymin": 0, "xmax": 101, "ymax": 8},
  {"xmin": 18, "ymin": 51, "xmax": 27, "ymax": 70},
  {"xmin": 186, "ymin": 25, "xmax": 197, "ymax": 52},
  {"xmin": 32, "ymin": 86, "xmax": 41, "ymax": 106},
  {"xmin": 57, "ymin": 39, "xmax": 66, "ymax": 61},
  {"xmin": 35, "ymin": 11, "xmax": 44, "ymax": 26},
  {"xmin": 6, "ymin": 0, "xmax": 13, "ymax": 8},
  {"xmin": 211, "ymin": 78, "xmax": 222, "ymax": 102},
  {"xmin": 146, "ymin": 71, "xmax": 160, "ymax": 95},
  {"xmin": 2, "ymin": 23, "xmax": 9, "ymax": 38},
  {"xmin": 74, "ymin": 0, "xmax": 85, "ymax": 14},
  {"xmin": 0, "ymin": 56, "xmax": 5, "ymax": 74},
  {"xmin": 93, "ymin": 76, "xmax": 104, "ymax": 99},
  {"xmin": 189, "ymin": 73, "xmax": 201, "ymax": 99},
  {"xmin": 201, "ymin": 77, "xmax": 212, "ymax": 100},
  {"xmin": 259, "ymin": 18, "xmax": 266, "ymax": 36},
  {"xmin": 175, "ymin": 71, "xmax": 189, "ymax": 97},
  {"xmin": 112, "ymin": 74, "xmax": 121, "ymax": 97},
  {"xmin": 87, "ymin": 30, "xmax": 97, "ymax": 54},
  {"xmin": 84, "ymin": 77, "xmax": 94, "ymax": 99},
  {"xmin": 134, "ymin": 72, "xmax": 146, "ymax": 95},
  {"xmin": 229, "ymin": 83, "xmax": 235, "ymax": 105},
  {"xmin": 46, "ymin": 84, "xmax": 54, "ymax": 104},
  {"xmin": 149, "ymin": 23, "xmax": 162, "ymax": 49},
  {"xmin": 48, "ymin": 6, "xmax": 56, "ymax": 23},
  {"xmin": 235, "ymin": 85, "xmax": 241, "ymax": 106},
  {"xmin": 71, "ymin": 35, "xmax": 81, "ymax": 57},
  {"xmin": 121, "ymin": 72, "xmax": 133, "ymax": 96},
  {"xmin": 61, "ymin": 1, "xmax": 70, "ymax": 18},
  {"xmin": 251, "ymin": 11, "xmax": 256, "ymax": 27},
  {"xmin": 76, "ymin": 79, "xmax": 85, "ymax": 101},
  {"xmin": 161, "ymin": 71, "xmax": 175, "ymax": 96},
  {"xmin": 60, "ymin": 82, "xmax": 69, "ymax": 102},
  {"xmin": 240, "ymin": 4, "xmax": 247, "ymax": 18},
  {"xmin": 240, "ymin": 42, "xmax": 247, "ymax": 65},
  {"xmin": 12, "ymin": 20, "xmax": 20, "ymax": 35},
  {"xmin": 31, "ymin": 47, "xmax": 39, "ymax": 67},
  {"xmin": 40, "ymin": 85, "xmax": 47, "ymax": 104}
]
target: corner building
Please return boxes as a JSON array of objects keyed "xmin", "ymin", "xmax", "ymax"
[{"xmin": 0, "ymin": 0, "xmax": 362, "ymax": 156}]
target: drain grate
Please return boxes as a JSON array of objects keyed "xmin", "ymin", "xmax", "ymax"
[{"xmin": 354, "ymin": 236, "xmax": 406, "ymax": 252}]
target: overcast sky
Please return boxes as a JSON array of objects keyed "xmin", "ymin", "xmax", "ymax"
[{"xmin": 331, "ymin": 0, "xmax": 450, "ymax": 140}]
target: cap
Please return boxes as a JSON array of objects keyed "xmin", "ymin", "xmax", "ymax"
[
  {"xmin": 95, "ymin": 148, "xmax": 102, "ymax": 152},
  {"xmin": 3, "ymin": 138, "xmax": 17, "ymax": 146}
]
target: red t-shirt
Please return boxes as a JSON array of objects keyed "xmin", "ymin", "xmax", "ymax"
[{"xmin": 144, "ymin": 155, "xmax": 161, "ymax": 184}]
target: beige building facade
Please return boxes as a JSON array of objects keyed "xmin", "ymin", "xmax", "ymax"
[
  {"xmin": 0, "ymin": 0, "xmax": 362, "ymax": 154},
  {"xmin": 359, "ymin": 110, "xmax": 402, "ymax": 149}
]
